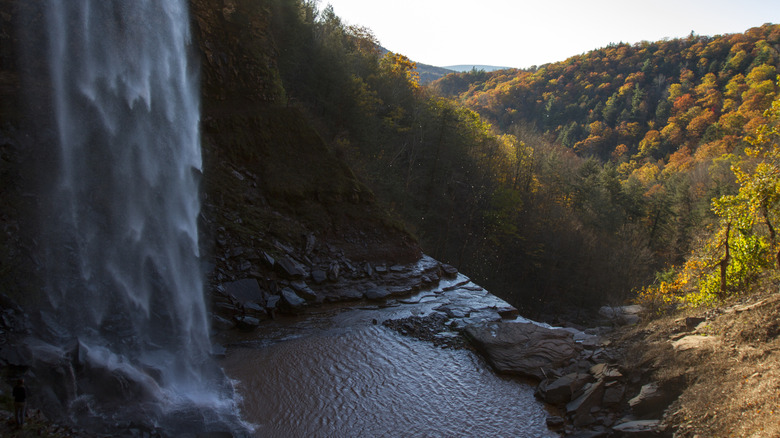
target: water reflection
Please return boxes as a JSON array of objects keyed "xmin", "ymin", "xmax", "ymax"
[{"xmin": 220, "ymin": 296, "xmax": 556, "ymax": 437}]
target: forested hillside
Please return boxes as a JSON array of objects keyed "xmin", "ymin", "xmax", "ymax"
[
  {"xmin": 432, "ymin": 24, "xmax": 780, "ymax": 311},
  {"xmin": 186, "ymin": 1, "xmax": 780, "ymax": 315}
]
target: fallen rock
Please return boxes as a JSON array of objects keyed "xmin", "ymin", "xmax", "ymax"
[
  {"xmin": 537, "ymin": 372, "xmax": 592, "ymax": 405},
  {"xmin": 671, "ymin": 334, "xmax": 720, "ymax": 352},
  {"xmin": 464, "ymin": 322, "xmax": 580, "ymax": 380},
  {"xmin": 276, "ymin": 256, "xmax": 307, "ymax": 279},
  {"xmin": 566, "ymin": 379, "xmax": 605, "ymax": 421},
  {"xmin": 290, "ymin": 281, "xmax": 318, "ymax": 302},
  {"xmin": 365, "ymin": 288, "xmax": 391, "ymax": 300},
  {"xmin": 546, "ymin": 415, "xmax": 565, "ymax": 429},
  {"xmin": 599, "ymin": 305, "xmax": 642, "ymax": 325},
  {"xmin": 280, "ymin": 287, "xmax": 306, "ymax": 312},
  {"xmin": 612, "ymin": 419, "xmax": 662, "ymax": 436},
  {"xmin": 440, "ymin": 263, "xmax": 458, "ymax": 278},
  {"xmin": 629, "ymin": 382, "xmax": 671, "ymax": 416},
  {"xmin": 234, "ymin": 315, "xmax": 260, "ymax": 331}
]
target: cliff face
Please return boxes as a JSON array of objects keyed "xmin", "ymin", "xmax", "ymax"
[
  {"xmin": 0, "ymin": 0, "xmax": 421, "ymax": 304},
  {"xmin": 188, "ymin": 0, "xmax": 421, "ymax": 268}
]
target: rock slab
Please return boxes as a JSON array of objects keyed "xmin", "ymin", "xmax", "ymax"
[{"xmin": 464, "ymin": 321, "xmax": 580, "ymax": 380}]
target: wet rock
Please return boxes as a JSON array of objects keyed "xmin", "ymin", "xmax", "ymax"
[
  {"xmin": 222, "ymin": 278, "xmax": 264, "ymax": 305},
  {"xmin": 464, "ymin": 322, "xmax": 580, "ymax": 380},
  {"xmin": 365, "ymin": 288, "xmax": 391, "ymax": 300},
  {"xmin": 440, "ymin": 263, "xmax": 458, "ymax": 278},
  {"xmin": 281, "ymin": 287, "xmax": 306, "ymax": 311},
  {"xmin": 266, "ymin": 295, "xmax": 281, "ymax": 311},
  {"xmin": 546, "ymin": 415, "xmax": 565, "ymax": 428},
  {"xmin": 290, "ymin": 281, "xmax": 318, "ymax": 302},
  {"xmin": 537, "ymin": 372, "xmax": 591, "ymax": 405},
  {"xmin": 234, "ymin": 315, "xmax": 260, "ymax": 331},
  {"xmin": 242, "ymin": 301, "xmax": 268, "ymax": 317},
  {"xmin": 612, "ymin": 419, "xmax": 662, "ymax": 436},
  {"xmin": 211, "ymin": 314, "xmax": 235, "ymax": 331}
]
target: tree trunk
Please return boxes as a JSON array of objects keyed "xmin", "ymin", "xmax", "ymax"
[{"xmin": 719, "ymin": 222, "xmax": 731, "ymax": 299}]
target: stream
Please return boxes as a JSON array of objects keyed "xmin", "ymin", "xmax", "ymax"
[{"xmin": 218, "ymin": 276, "xmax": 557, "ymax": 437}]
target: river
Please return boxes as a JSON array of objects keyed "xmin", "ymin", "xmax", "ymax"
[{"xmin": 218, "ymin": 275, "xmax": 557, "ymax": 437}]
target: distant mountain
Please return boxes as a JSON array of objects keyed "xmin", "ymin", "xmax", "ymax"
[
  {"xmin": 415, "ymin": 62, "xmax": 457, "ymax": 85},
  {"xmin": 444, "ymin": 65, "xmax": 514, "ymax": 72}
]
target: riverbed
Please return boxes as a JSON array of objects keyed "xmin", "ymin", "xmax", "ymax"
[{"xmin": 218, "ymin": 276, "xmax": 557, "ymax": 437}]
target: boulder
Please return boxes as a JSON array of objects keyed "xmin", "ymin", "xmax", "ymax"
[
  {"xmin": 223, "ymin": 278, "xmax": 264, "ymax": 305},
  {"xmin": 599, "ymin": 305, "xmax": 642, "ymax": 325},
  {"xmin": 464, "ymin": 322, "xmax": 580, "ymax": 380}
]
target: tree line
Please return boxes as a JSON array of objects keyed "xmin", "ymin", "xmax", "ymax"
[{"xmin": 253, "ymin": 1, "xmax": 780, "ymax": 315}]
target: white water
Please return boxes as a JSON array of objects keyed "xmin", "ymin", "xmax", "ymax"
[{"xmin": 40, "ymin": 0, "xmax": 234, "ymax": 429}]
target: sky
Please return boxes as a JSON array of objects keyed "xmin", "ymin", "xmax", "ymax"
[{"xmin": 319, "ymin": 0, "xmax": 780, "ymax": 69}]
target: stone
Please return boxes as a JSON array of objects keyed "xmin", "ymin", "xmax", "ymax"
[
  {"xmin": 567, "ymin": 379, "xmax": 605, "ymax": 419},
  {"xmin": 441, "ymin": 263, "xmax": 458, "ymax": 278},
  {"xmin": 672, "ymin": 334, "xmax": 720, "ymax": 351},
  {"xmin": 290, "ymin": 281, "xmax": 318, "ymax": 302},
  {"xmin": 685, "ymin": 316, "xmax": 706, "ymax": 330},
  {"xmin": 629, "ymin": 383, "xmax": 670, "ymax": 416},
  {"xmin": 612, "ymin": 419, "xmax": 662, "ymax": 435},
  {"xmin": 261, "ymin": 251, "xmax": 275, "ymax": 267},
  {"xmin": 537, "ymin": 372, "xmax": 591, "ymax": 405},
  {"xmin": 281, "ymin": 287, "xmax": 306, "ymax": 311},
  {"xmin": 602, "ymin": 381, "xmax": 625, "ymax": 406},
  {"xmin": 242, "ymin": 301, "xmax": 267, "ymax": 317},
  {"xmin": 311, "ymin": 269, "xmax": 328, "ymax": 284},
  {"xmin": 211, "ymin": 315, "xmax": 235, "ymax": 331},
  {"xmin": 265, "ymin": 295, "xmax": 281, "ymax": 311},
  {"xmin": 365, "ymin": 288, "xmax": 391, "ymax": 300},
  {"xmin": 497, "ymin": 306, "xmax": 519, "ymax": 319},
  {"xmin": 464, "ymin": 321, "xmax": 580, "ymax": 380},
  {"xmin": 599, "ymin": 305, "xmax": 642, "ymax": 325},
  {"xmin": 223, "ymin": 278, "xmax": 264, "ymax": 305},
  {"xmin": 546, "ymin": 416, "xmax": 565, "ymax": 428},
  {"xmin": 327, "ymin": 262, "xmax": 340, "ymax": 281},
  {"xmin": 276, "ymin": 256, "xmax": 307, "ymax": 279},
  {"xmin": 590, "ymin": 363, "xmax": 623, "ymax": 381},
  {"xmin": 234, "ymin": 315, "xmax": 260, "ymax": 331}
]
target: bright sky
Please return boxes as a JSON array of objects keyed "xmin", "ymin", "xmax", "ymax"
[{"xmin": 320, "ymin": 0, "xmax": 780, "ymax": 69}]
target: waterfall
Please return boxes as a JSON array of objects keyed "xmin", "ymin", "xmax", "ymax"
[{"xmin": 35, "ymin": 0, "xmax": 238, "ymax": 431}]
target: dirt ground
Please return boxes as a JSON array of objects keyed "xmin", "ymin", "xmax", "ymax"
[{"xmin": 613, "ymin": 288, "xmax": 780, "ymax": 437}]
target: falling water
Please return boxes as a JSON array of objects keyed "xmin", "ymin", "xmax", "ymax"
[{"xmin": 37, "ymin": 0, "xmax": 236, "ymax": 431}]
